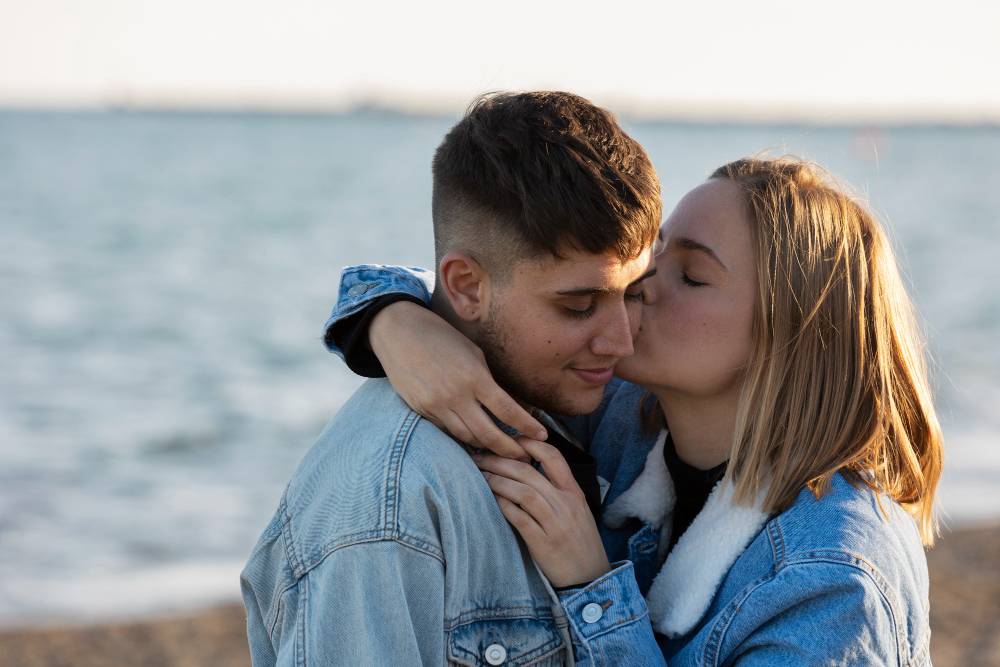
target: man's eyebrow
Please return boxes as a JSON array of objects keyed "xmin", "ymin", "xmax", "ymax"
[
  {"xmin": 678, "ymin": 237, "xmax": 729, "ymax": 272},
  {"xmin": 554, "ymin": 267, "xmax": 659, "ymax": 297},
  {"xmin": 628, "ymin": 267, "xmax": 657, "ymax": 287}
]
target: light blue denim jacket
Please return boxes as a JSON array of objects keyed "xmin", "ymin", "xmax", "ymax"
[
  {"xmin": 241, "ymin": 376, "xmax": 663, "ymax": 665},
  {"xmin": 317, "ymin": 264, "xmax": 933, "ymax": 667}
]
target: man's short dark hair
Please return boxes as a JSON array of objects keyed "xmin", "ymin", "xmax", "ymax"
[{"xmin": 431, "ymin": 91, "xmax": 661, "ymax": 280}]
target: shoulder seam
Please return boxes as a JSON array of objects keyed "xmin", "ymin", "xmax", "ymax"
[
  {"xmin": 386, "ymin": 410, "xmax": 420, "ymax": 532},
  {"xmin": 779, "ymin": 554, "xmax": 906, "ymax": 662}
]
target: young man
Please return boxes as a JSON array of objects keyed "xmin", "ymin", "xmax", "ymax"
[{"xmin": 241, "ymin": 92, "xmax": 664, "ymax": 666}]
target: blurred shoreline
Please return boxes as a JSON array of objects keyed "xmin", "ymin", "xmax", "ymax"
[
  {"xmin": 2, "ymin": 100, "xmax": 999, "ymax": 128},
  {"xmin": 1, "ymin": 521, "xmax": 997, "ymax": 667}
]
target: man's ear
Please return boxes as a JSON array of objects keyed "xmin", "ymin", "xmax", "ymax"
[{"xmin": 438, "ymin": 251, "xmax": 490, "ymax": 322}]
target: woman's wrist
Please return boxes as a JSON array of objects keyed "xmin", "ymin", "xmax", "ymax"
[{"xmin": 369, "ymin": 300, "xmax": 430, "ymax": 353}]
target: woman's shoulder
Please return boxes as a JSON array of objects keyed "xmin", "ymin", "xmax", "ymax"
[{"xmin": 766, "ymin": 471, "xmax": 928, "ymax": 601}]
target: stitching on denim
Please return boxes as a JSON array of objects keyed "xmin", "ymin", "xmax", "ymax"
[
  {"xmin": 278, "ymin": 492, "xmax": 303, "ymax": 576},
  {"xmin": 265, "ymin": 576, "xmax": 297, "ymax": 641},
  {"xmin": 300, "ymin": 532, "xmax": 446, "ymax": 577},
  {"xmin": 781, "ymin": 553, "xmax": 906, "ymax": 663},
  {"xmin": 907, "ymin": 628, "xmax": 930, "ymax": 667},
  {"xmin": 446, "ymin": 620, "xmax": 564, "ymax": 664},
  {"xmin": 633, "ymin": 540, "xmax": 657, "ymax": 554},
  {"xmin": 560, "ymin": 562, "xmax": 634, "ymax": 605},
  {"xmin": 303, "ymin": 525, "xmax": 443, "ymax": 561},
  {"xmin": 452, "ymin": 638, "xmax": 564, "ymax": 665},
  {"xmin": 702, "ymin": 571, "xmax": 776, "ymax": 667},
  {"xmin": 785, "ymin": 551, "xmax": 903, "ymax": 628},
  {"xmin": 579, "ymin": 607, "xmax": 649, "ymax": 642},
  {"xmin": 768, "ymin": 519, "xmax": 785, "ymax": 568},
  {"xmin": 444, "ymin": 606, "xmax": 556, "ymax": 629},
  {"xmin": 385, "ymin": 411, "xmax": 418, "ymax": 532},
  {"xmin": 297, "ymin": 572, "xmax": 307, "ymax": 667}
]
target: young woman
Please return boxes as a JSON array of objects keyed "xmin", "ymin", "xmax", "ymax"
[{"xmin": 328, "ymin": 156, "xmax": 943, "ymax": 664}]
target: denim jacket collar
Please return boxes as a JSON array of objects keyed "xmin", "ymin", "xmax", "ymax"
[{"xmin": 603, "ymin": 429, "xmax": 771, "ymax": 638}]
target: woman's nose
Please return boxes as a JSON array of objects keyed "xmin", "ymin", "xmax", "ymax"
[{"xmin": 641, "ymin": 269, "xmax": 667, "ymax": 305}]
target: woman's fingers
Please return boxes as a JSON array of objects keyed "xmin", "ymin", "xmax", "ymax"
[
  {"xmin": 483, "ymin": 472, "xmax": 555, "ymax": 529},
  {"xmin": 492, "ymin": 493, "xmax": 546, "ymax": 541},
  {"xmin": 476, "ymin": 453, "xmax": 558, "ymax": 502},
  {"xmin": 478, "ymin": 385, "xmax": 547, "ymax": 442},
  {"xmin": 517, "ymin": 438, "xmax": 581, "ymax": 496},
  {"xmin": 460, "ymin": 403, "xmax": 530, "ymax": 460}
]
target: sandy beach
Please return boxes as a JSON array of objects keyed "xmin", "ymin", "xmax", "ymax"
[{"xmin": 1, "ymin": 522, "xmax": 998, "ymax": 667}]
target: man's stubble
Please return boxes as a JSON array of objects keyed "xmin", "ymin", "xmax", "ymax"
[{"xmin": 477, "ymin": 310, "xmax": 587, "ymax": 419}]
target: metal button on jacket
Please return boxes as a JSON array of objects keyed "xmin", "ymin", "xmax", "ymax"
[
  {"xmin": 346, "ymin": 283, "xmax": 372, "ymax": 297},
  {"xmin": 582, "ymin": 602, "xmax": 604, "ymax": 623},
  {"xmin": 485, "ymin": 643, "xmax": 507, "ymax": 665}
]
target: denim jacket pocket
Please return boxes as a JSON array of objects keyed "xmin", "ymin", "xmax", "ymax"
[
  {"xmin": 627, "ymin": 523, "xmax": 662, "ymax": 596},
  {"xmin": 447, "ymin": 615, "xmax": 567, "ymax": 666}
]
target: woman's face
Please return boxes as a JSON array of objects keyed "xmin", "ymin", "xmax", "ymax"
[{"xmin": 615, "ymin": 179, "xmax": 757, "ymax": 402}]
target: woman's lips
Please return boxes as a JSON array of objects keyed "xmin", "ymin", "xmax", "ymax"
[{"xmin": 571, "ymin": 365, "xmax": 616, "ymax": 386}]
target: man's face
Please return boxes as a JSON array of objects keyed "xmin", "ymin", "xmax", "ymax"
[{"xmin": 477, "ymin": 247, "xmax": 655, "ymax": 416}]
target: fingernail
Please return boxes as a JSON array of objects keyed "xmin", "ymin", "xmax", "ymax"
[
  {"xmin": 471, "ymin": 453, "xmax": 483, "ymax": 462},
  {"xmin": 481, "ymin": 471, "xmax": 492, "ymax": 480}
]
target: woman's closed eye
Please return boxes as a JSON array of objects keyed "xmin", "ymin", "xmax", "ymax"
[{"xmin": 681, "ymin": 271, "xmax": 708, "ymax": 287}]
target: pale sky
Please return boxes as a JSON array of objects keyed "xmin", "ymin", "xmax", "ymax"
[{"xmin": 1, "ymin": 0, "xmax": 998, "ymax": 121}]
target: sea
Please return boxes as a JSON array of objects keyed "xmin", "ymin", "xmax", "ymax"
[{"xmin": 1, "ymin": 110, "xmax": 998, "ymax": 627}]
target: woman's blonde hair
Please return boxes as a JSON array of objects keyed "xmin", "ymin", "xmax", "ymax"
[{"xmin": 649, "ymin": 156, "xmax": 943, "ymax": 545}]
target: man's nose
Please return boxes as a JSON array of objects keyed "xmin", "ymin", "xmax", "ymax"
[{"xmin": 591, "ymin": 304, "xmax": 635, "ymax": 358}]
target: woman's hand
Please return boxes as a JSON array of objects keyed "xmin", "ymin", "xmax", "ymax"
[
  {"xmin": 368, "ymin": 301, "xmax": 547, "ymax": 459},
  {"xmin": 474, "ymin": 438, "xmax": 611, "ymax": 588}
]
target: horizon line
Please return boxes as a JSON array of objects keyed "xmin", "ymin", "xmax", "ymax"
[{"xmin": 1, "ymin": 91, "xmax": 999, "ymax": 127}]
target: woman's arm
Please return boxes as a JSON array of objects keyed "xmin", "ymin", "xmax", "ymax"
[{"xmin": 324, "ymin": 265, "xmax": 547, "ymax": 458}]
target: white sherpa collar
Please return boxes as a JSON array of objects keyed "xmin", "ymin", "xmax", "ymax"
[
  {"xmin": 603, "ymin": 431, "xmax": 674, "ymax": 531},
  {"xmin": 603, "ymin": 430, "xmax": 771, "ymax": 638}
]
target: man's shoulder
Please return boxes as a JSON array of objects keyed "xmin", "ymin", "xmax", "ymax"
[{"xmin": 279, "ymin": 379, "xmax": 487, "ymax": 565}]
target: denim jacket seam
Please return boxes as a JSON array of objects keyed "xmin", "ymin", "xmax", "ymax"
[
  {"xmin": 575, "ymin": 606, "xmax": 650, "ymax": 642},
  {"xmin": 297, "ymin": 570, "xmax": 307, "ymax": 667},
  {"xmin": 558, "ymin": 561, "xmax": 636, "ymax": 604},
  {"xmin": 907, "ymin": 629, "xmax": 930, "ymax": 667},
  {"xmin": 702, "ymin": 571, "xmax": 777, "ymax": 667},
  {"xmin": 278, "ymin": 491, "xmax": 304, "ymax": 575},
  {"xmin": 386, "ymin": 411, "xmax": 420, "ymax": 531},
  {"xmin": 767, "ymin": 519, "xmax": 786, "ymax": 568},
  {"xmin": 786, "ymin": 549, "xmax": 909, "ymax": 665},
  {"xmin": 781, "ymin": 553, "xmax": 906, "ymax": 664},
  {"xmin": 448, "ymin": 630, "xmax": 565, "ymax": 665},
  {"xmin": 295, "ymin": 531, "xmax": 446, "ymax": 577},
  {"xmin": 444, "ymin": 606, "xmax": 557, "ymax": 629},
  {"xmin": 264, "ymin": 572, "xmax": 299, "ymax": 642}
]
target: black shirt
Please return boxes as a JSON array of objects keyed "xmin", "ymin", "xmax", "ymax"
[{"xmin": 662, "ymin": 432, "xmax": 728, "ymax": 555}]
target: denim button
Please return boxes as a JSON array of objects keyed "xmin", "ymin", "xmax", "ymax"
[
  {"xmin": 582, "ymin": 602, "xmax": 604, "ymax": 623},
  {"xmin": 485, "ymin": 643, "xmax": 507, "ymax": 664},
  {"xmin": 346, "ymin": 283, "xmax": 371, "ymax": 297}
]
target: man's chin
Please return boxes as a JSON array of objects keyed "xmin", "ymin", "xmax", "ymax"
[{"xmin": 536, "ymin": 385, "xmax": 606, "ymax": 417}]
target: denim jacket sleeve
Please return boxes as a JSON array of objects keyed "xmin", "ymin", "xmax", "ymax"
[
  {"xmin": 242, "ymin": 523, "xmax": 448, "ymax": 666},
  {"xmin": 323, "ymin": 264, "xmax": 435, "ymax": 360},
  {"xmin": 557, "ymin": 562, "xmax": 667, "ymax": 667}
]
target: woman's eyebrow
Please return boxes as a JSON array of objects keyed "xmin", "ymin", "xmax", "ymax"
[{"xmin": 678, "ymin": 237, "xmax": 729, "ymax": 273}]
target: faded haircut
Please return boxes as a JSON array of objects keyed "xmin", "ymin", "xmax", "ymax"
[{"xmin": 431, "ymin": 91, "xmax": 662, "ymax": 283}]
